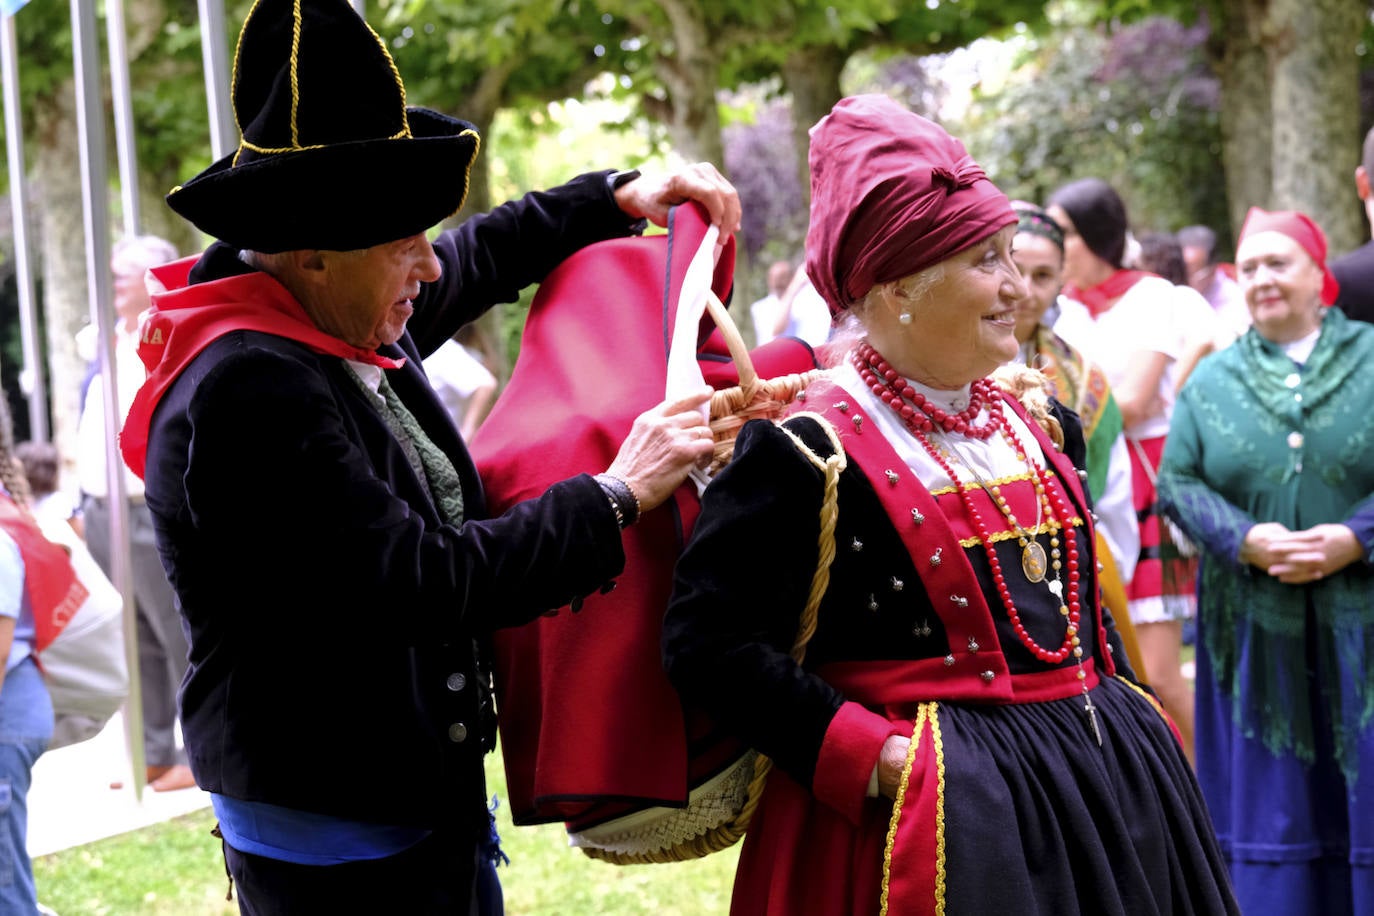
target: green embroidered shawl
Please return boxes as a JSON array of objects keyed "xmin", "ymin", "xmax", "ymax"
[{"xmin": 1158, "ymin": 308, "xmax": 1374, "ymax": 779}]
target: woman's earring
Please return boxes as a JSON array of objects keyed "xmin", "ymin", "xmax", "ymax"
[{"xmin": 899, "ymin": 310, "xmax": 913, "ymax": 325}]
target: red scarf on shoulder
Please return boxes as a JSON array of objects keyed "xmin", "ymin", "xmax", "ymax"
[
  {"xmin": 1063, "ymin": 269, "xmax": 1155, "ymax": 318},
  {"xmin": 119, "ymin": 255, "xmax": 404, "ymax": 479},
  {"xmin": 0, "ymin": 494, "xmax": 87, "ymax": 652}
]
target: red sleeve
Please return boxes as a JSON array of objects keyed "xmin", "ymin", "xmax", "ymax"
[{"xmin": 812, "ymin": 700, "xmax": 901, "ymax": 825}]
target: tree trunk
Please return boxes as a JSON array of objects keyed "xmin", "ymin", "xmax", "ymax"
[
  {"xmin": 1267, "ymin": 0, "xmax": 1365, "ymax": 255},
  {"xmin": 443, "ymin": 61, "xmax": 516, "ymax": 225},
  {"xmin": 1215, "ymin": 0, "xmax": 1274, "ymax": 244},
  {"xmin": 642, "ymin": 0, "xmax": 723, "ymax": 167},
  {"xmin": 30, "ymin": 78, "xmax": 93, "ymax": 467},
  {"xmin": 782, "ymin": 44, "xmax": 848, "ymax": 207}
]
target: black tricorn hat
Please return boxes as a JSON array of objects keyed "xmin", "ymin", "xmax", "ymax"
[{"xmin": 167, "ymin": 0, "xmax": 480, "ymax": 253}]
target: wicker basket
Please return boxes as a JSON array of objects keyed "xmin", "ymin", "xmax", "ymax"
[
  {"xmin": 570, "ymin": 306, "xmax": 842, "ymax": 864},
  {"xmin": 702, "ymin": 291, "xmax": 826, "ymax": 473}
]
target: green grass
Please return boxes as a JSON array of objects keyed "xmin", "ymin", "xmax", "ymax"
[{"xmin": 34, "ymin": 752, "xmax": 741, "ymax": 915}]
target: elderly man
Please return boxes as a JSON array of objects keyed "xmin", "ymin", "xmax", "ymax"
[
  {"xmin": 75, "ymin": 233, "xmax": 194, "ymax": 792},
  {"xmin": 118, "ymin": 0, "xmax": 739, "ymax": 911}
]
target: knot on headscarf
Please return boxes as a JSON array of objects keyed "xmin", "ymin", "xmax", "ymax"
[
  {"xmin": 1238, "ymin": 206, "xmax": 1341, "ymax": 305},
  {"xmin": 930, "ymin": 161, "xmax": 986, "ymax": 192},
  {"xmin": 805, "ymin": 95, "xmax": 1015, "ymax": 318}
]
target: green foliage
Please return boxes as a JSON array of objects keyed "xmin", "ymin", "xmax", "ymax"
[
  {"xmin": 380, "ymin": 0, "xmax": 631, "ymax": 115},
  {"xmin": 957, "ymin": 14, "xmax": 1229, "ymax": 237}
]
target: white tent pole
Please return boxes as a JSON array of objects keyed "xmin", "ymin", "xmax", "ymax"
[
  {"xmin": 105, "ymin": 0, "xmax": 139, "ymax": 236},
  {"xmin": 1, "ymin": 16, "xmax": 48, "ymax": 442},
  {"xmin": 72, "ymin": 0, "xmax": 145, "ymax": 797},
  {"xmin": 196, "ymin": 0, "xmax": 235, "ymax": 160}
]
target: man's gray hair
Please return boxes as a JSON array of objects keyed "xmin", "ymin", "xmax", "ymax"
[{"xmin": 111, "ymin": 234, "xmax": 179, "ymax": 278}]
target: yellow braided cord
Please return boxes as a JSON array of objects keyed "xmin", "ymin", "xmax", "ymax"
[
  {"xmin": 365, "ymin": 20, "xmax": 413, "ymax": 138},
  {"xmin": 955, "ymin": 516, "xmax": 1084, "ymax": 549},
  {"xmin": 227, "ymin": 0, "xmax": 265, "ymax": 167},
  {"xmin": 586, "ymin": 413, "xmax": 846, "ymax": 865},
  {"xmin": 1116, "ymin": 675, "xmax": 1168, "ymax": 721},
  {"xmin": 880, "ymin": 706, "xmax": 926, "ymax": 915},
  {"xmin": 288, "ymin": 0, "xmax": 302, "ymax": 147},
  {"xmin": 452, "ymin": 129, "xmax": 481, "ymax": 216},
  {"xmin": 932, "ymin": 703, "xmax": 947, "ymax": 915}
]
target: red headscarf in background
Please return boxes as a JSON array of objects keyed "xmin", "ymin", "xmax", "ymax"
[
  {"xmin": 805, "ymin": 94, "xmax": 1017, "ymax": 318},
  {"xmin": 1238, "ymin": 207, "xmax": 1341, "ymax": 305}
]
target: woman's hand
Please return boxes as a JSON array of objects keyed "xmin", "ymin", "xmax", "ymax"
[
  {"xmin": 1239, "ymin": 521, "xmax": 1293, "ymax": 569},
  {"xmin": 876, "ymin": 733, "xmax": 912, "ymax": 800},
  {"xmin": 1265, "ymin": 523, "xmax": 1364, "ymax": 584}
]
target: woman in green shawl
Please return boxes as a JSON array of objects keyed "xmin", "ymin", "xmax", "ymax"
[{"xmin": 1158, "ymin": 208, "xmax": 1374, "ymax": 916}]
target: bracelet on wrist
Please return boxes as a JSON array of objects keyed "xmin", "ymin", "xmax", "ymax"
[{"xmin": 594, "ymin": 473, "xmax": 640, "ymax": 528}]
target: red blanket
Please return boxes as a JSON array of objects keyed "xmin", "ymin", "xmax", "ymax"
[{"xmin": 472, "ymin": 203, "xmax": 817, "ymax": 826}]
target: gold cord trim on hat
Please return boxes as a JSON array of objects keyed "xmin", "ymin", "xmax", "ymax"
[
  {"xmin": 227, "ymin": 0, "xmax": 415, "ymax": 169},
  {"xmin": 450, "ymin": 128, "xmax": 481, "ymax": 215},
  {"xmin": 236, "ymin": 124, "xmax": 411, "ymax": 158},
  {"xmin": 366, "ymin": 21, "xmax": 412, "ymax": 139},
  {"xmin": 289, "ymin": 0, "xmax": 303, "ymax": 148},
  {"xmin": 227, "ymin": 0, "xmax": 263, "ymax": 167}
]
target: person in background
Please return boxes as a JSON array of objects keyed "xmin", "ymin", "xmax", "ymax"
[
  {"xmin": 750, "ymin": 259, "xmax": 794, "ymax": 346},
  {"xmin": 664, "ymin": 95, "xmax": 1237, "ymax": 915},
  {"xmin": 123, "ymin": 0, "xmax": 737, "ymax": 910},
  {"xmin": 1136, "ymin": 229, "xmax": 1235, "ymax": 387},
  {"xmin": 422, "ymin": 327, "xmax": 499, "ymax": 442},
  {"xmin": 75, "ymin": 233, "xmax": 194, "ymax": 793},
  {"xmin": 1008, "ymin": 202, "xmax": 1143, "ymax": 671},
  {"xmin": 772, "ymin": 265, "xmax": 835, "ymax": 348},
  {"xmin": 1046, "ymin": 178, "xmax": 1200, "ymax": 762},
  {"xmin": 0, "ymin": 394, "xmax": 81, "ymax": 915},
  {"xmin": 1179, "ymin": 224, "xmax": 1251, "ymax": 338},
  {"xmin": 15, "ymin": 440, "xmax": 82, "ymax": 539},
  {"xmin": 1158, "ymin": 207, "xmax": 1374, "ymax": 915},
  {"xmin": 1331, "ymin": 125, "xmax": 1374, "ymax": 324},
  {"xmin": 1136, "ymin": 230, "xmax": 1189, "ymax": 286}
]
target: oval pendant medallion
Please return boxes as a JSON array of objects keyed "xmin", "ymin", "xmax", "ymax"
[{"xmin": 1021, "ymin": 542, "xmax": 1048, "ymax": 583}]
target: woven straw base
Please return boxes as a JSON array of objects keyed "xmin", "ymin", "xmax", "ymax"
[{"xmin": 567, "ymin": 750, "xmax": 758, "ymax": 858}]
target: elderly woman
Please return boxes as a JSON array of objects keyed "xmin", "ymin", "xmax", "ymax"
[
  {"xmin": 663, "ymin": 96, "xmax": 1236, "ymax": 915},
  {"xmin": 1045, "ymin": 178, "xmax": 1211, "ymax": 760},
  {"xmin": 1158, "ymin": 208, "xmax": 1374, "ymax": 915}
]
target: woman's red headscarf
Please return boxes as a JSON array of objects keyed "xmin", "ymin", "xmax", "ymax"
[
  {"xmin": 805, "ymin": 94, "xmax": 1016, "ymax": 317},
  {"xmin": 1238, "ymin": 207, "xmax": 1341, "ymax": 305}
]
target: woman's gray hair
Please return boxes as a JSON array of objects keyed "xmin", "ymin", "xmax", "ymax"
[{"xmin": 851, "ymin": 261, "xmax": 948, "ymax": 322}]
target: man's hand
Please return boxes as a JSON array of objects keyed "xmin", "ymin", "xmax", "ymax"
[
  {"xmin": 613, "ymin": 163, "xmax": 742, "ymax": 237},
  {"xmin": 604, "ymin": 388, "xmax": 715, "ymax": 515}
]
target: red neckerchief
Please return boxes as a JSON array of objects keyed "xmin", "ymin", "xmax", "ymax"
[
  {"xmin": 1063, "ymin": 269, "xmax": 1155, "ymax": 318},
  {"xmin": 119, "ymin": 255, "xmax": 405, "ymax": 479},
  {"xmin": 0, "ymin": 494, "xmax": 87, "ymax": 652}
]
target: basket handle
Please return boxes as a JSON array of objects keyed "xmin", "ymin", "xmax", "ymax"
[{"xmin": 703, "ymin": 291, "xmax": 758, "ymax": 392}]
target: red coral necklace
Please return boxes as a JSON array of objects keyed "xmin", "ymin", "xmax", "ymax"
[{"xmin": 855, "ymin": 341, "xmax": 1102, "ymax": 744}]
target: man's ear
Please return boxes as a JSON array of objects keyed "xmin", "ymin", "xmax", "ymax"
[{"xmin": 1357, "ymin": 166, "xmax": 1370, "ymax": 202}]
